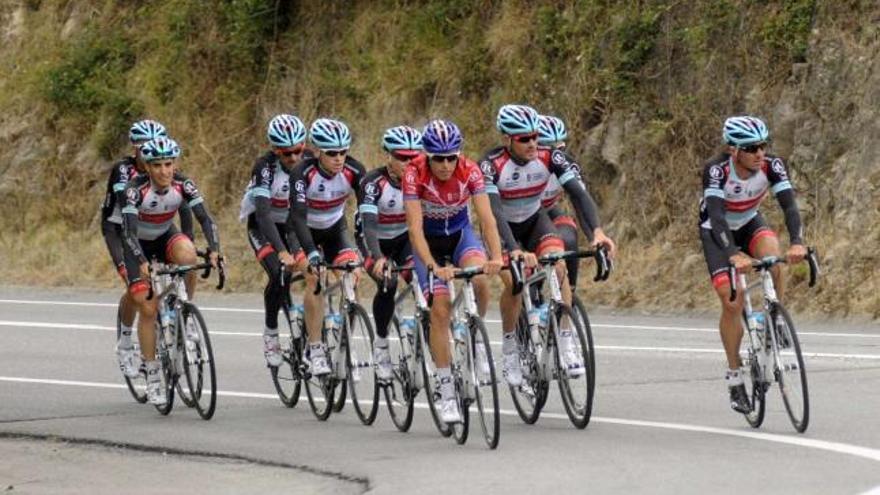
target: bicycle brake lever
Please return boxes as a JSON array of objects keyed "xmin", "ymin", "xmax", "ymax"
[
  {"xmin": 807, "ymin": 247, "xmax": 819, "ymax": 288},
  {"xmin": 728, "ymin": 265, "xmax": 738, "ymax": 302}
]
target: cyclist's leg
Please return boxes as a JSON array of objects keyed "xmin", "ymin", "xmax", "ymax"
[
  {"xmin": 452, "ymin": 226, "xmax": 489, "ymax": 316},
  {"xmin": 744, "ymin": 214, "xmax": 783, "ymax": 299},
  {"xmin": 530, "ymin": 212, "xmax": 569, "ymax": 306},
  {"xmin": 103, "ymin": 220, "xmax": 137, "ymax": 338},
  {"xmin": 123, "ymin": 237, "xmax": 162, "ymax": 363},
  {"xmin": 412, "ymin": 243, "xmax": 453, "ymax": 369},
  {"xmin": 248, "ymin": 223, "xmax": 290, "ymax": 365},
  {"xmin": 552, "ymin": 214, "xmax": 580, "ymax": 288},
  {"xmin": 165, "ymin": 227, "xmax": 198, "ymax": 298}
]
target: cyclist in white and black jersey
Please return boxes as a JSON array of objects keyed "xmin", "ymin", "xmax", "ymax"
[
  {"xmin": 537, "ymin": 114, "xmax": 616, "ymax": 289},
  {"xmin": 699, "ymin": 116, "xmax": 806, "ymax": 414},
  {"xmin": 240, "ymin": 114, "xmax": 310, "ymax": 367},
  {"xmin": 102, "ymin": 120, "xmax": 193, "ymax": 379},
  {"xmin": 121, "ymin": 137, "xmax": 221, "ymax": 405},
  {"xmin": 356, "ymin": 126, "xmax": 422, "ymax": 381},
  {"xmin": 288, "ymin": 118, "xmax": 366, "ymax": 376},
  {"xmin": 479, "ymin": 104, "xmax": 609, "ymax": 387}
]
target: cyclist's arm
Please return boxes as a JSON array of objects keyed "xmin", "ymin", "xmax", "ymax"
[
  {"xmin": 253, "ymin": 195, "xmax": 288, "ymax": 253},
  {"xmin": 561, "ymin": 179, "xmax": 601, "ymax": 240},
  {"xmin": 768, "ymin": 158, "xmax": 805, "ymax": 246},
  {"xmin": 178, "ymin": 202, "xmax": 194, "ymax": 240},
  {"xmin": 472, "ymin": 193, "xmax": 504, "ymax": 261},
  {"xmin": 703, "ymin": 164, "xmax": 739, "ymax": 258},
  {"xmin": 181, "ymin": 178, "xmax": 220, "ymax": 253},
  {"xmin": 287, "ymin": 165, "xmax": 317, "ymax": 257},
  {"xmin": 120, "ymin": 186, "xmax": 146, "ymax": 264},
  {"xmin": 404, "ymin": 198, "xmax": 437, "ymax": 269},
  {"xmin": 357, "ymin": 183, "xmax": 384, "ymax": 259}
]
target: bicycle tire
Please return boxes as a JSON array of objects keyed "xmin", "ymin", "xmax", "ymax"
[
  {"xmin": 470, "ymin": 316, "xmax": 500, "ymax": 449},
  {"xmin": 347, "ymin": 303, "xmax": 379, "ymax": 425},
  {"xmin": 509, "ymin": 312, "xmax": 548, "ymax": 425},
  {"xmin": 181, "ymin": 303, "xmax": 217, "ymax": 420},
  {"xmin": 271, "ymin": 303, "xmax": 304, "ymax": 408},
  {"xmin": 420, "ymin": 317, "xmax": 453, "ymax": 438},
  {"xmin": 116, "ymin": 306, "xmax": 147, "ymax": 404},
  {"xmin": 174, "ymin": 308, "xmax": 197, "ymax": 410},
  {"xmin": 572, "ymin": 295, "xmax": 597, "ymax": 402},
  {"xmin": 384, "ymin": 315, "xmax": 415, "ymax": 433},
  {"xmin": 744, "ymin": 350, "xmax": 767, "ymax": 428},
  {"xmin": 305, "ymin": 322, "xmax": 340, "ymax": 421},
  {"xmin": 154, "ymin": 351, "xmax": 175, "ymax": 416},
  {"xmin": 552, "ymin": 303, "xmax": 594, "ymax": 429},
  {"xmin": 770, "ymin": 303, "xmax": 809, "ymax": 433},
  {"xmin": 451, "ymin": 319, "xmax": 470, "ymax": 445}
]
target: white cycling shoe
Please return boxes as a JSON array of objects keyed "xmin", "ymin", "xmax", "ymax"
[
  {"xmin": 558, "ymin": 331, "xmax": 585, "ymax": 378},
  {"xmin": 502, "ymin": 350, "xmax": 523, "ymax": 387},
  {"xmin": 310, "ymin": 351, "xmax": 331, "ymax": 376},
  {"xmin": 439, "ymin": 397, "xmax": 462, "ymax": 423},
  {"xmin": 263, "ymin": 334, "xmax": 283, "ymax": 368},
  {"xmin": 116, "ymin": 344, "xmax": 141, "ymax": 379},
  {"xmin": 373, "ymin": 345, "xmax": 393, "ymax": 382},
  {"xmin": 145, "ymin": 368, "xmax": 167, "ymax": 406}
]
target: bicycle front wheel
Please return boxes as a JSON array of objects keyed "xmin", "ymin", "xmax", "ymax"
[
  {"xmin": 384, "ymin": 315, "xmax": 415, "ymax": 432},
  {"xmin": 154, "ymin": 347, "xmax": 175, "ymax": 416},
  {"xmin": 552, "ymin": 303, "xmax": 594, "ymax": 429},
  {"xmin": 470, "ymin": 316, "xmax": 500, "ymax": 449},
  {"xmin": 271, "ymin": 305, "xmax": 304, "ymax": 408},
  {"xmin": 510, "ymin": 312, "xmax": 547, "ymax": 425},
  {"xmin": 347, "ymin": 303, "xmax": 379, "ymax": 425},
  {"xmin": 770, "ymin": 303, "xmax": 809, "ymax": 433},
  {"xmin": 744, "ymin": 349, "xmax": 767, "ymax": 428},
  {"xmin": 181, "ymin": 303, "xmax": 217, "ymax": 420},
  {"xmin": 117, "ymin": 306, "xmax": 147, "ymax": 404},
  {"xmin": 305, "ymin": 324, "xmax": 340, "ymax": 421},
  {"xmin": 420, "ymin": 316, "xmax": 452, "ymax": 438},
  {"xmin": 572, "ymin": 295, "xmax": 597, "ymax": 402}
]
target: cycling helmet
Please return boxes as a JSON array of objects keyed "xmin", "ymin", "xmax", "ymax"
[
  {"xmin": 129, "ymin": 119, "xmax": 167, "ymax": 144},
  {"xmin": 309, "ymin": 118, "xmax": 352, "ymax": 150},
  {"xmin": 537, "ymin": 115, "xmax": 568, "ymax": 145},
  {"xmin": 723, "ymin": 116, "xmax": 769, "ymax": 147},
  {"xmin": 141, "ymin": 137, "xmax": 181, "ymax": 162},
  {"xmin": 422, "ymin": 120, "xmax": 463, "ymax": 154},
  {"xmin": 267, "ymin": 114, "xmax": 306, "ymax": 147},
  {"xmin": 496, "ymin": 104, "xmax": 540, "ymax": 135},
  {"xmin": 382, "ymin": 125, "xmax": 423, "ymax": 151}
]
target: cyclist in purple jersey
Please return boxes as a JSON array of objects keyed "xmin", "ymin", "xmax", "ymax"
[
  {"xmin": 699, "ymin": 116, "xmax": 806, "ymax": 414},
  {"xmin": 240, "ymin": 114, "xmax": 308, "ymax": 367},
  {"xmin": 403, "ymin": 119, "xmax": 504, "ymax": 423}
]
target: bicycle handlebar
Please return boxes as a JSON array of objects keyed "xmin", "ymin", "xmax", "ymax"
[
  {"xmin": 728, "ymin": 246, "xmax": 819, "ymax": 302},
  {"xmin": 147, "ymin": 249, "xmax": 225, "ymax": 300}
]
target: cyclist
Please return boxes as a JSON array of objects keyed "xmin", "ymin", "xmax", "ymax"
[
  {"xmin": 102, "ymin": 120, "xmax": 192, "ymax": 379},
  {"xmin": 699, "ymin": 116, "xmax": 806, "ymax": 414},
  {"xmin": 239, "ymin": 114, "xmax": 308, "ymax": 367},
  {"xmin": 288, "ymin": 118, "xmax": 366, "ymax": 376},
  {"xmin": 356, "ymin": 126, "xmax": 422, "ymax": 382},
  {"xmin": 537, "ymin": 114, "xmax": 616, "ymax": 288},
  {"xmin": 403, "ymin": 119, "xmax": 504, "ymax": 423},
  {"xmin": 121, "ymin": 137, "xmax": 221, "ymax": 405},
  {"xmin": 479, "ymin": 104, "xmax": 610, "ymax": 386}
]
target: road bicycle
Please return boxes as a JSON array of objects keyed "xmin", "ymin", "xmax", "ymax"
[{"xmin": 268, "ymin": 269, "xmax": 308, "ymax": 407}]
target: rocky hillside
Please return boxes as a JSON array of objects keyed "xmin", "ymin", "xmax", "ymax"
[{"xmin": 0, "ymin": 1, "xmax": 878, "ymax": 317}]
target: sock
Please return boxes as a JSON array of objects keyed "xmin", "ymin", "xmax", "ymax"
[
  {"xmin": 263, "ymin": 326, "xmax": 279, "ymax": 338},
  {"xmin": 145, "ymin": 360, "xmax": 160, "ymax": 381},
  {"xmin": 437, "ymin": 367, "xmax": 453, "ymax": 398},
  {"xmin": 309, "ymin": 342, "xmax": 324, "ymax": 356},
  {"xmin": 725, "ymin": 368, "xmax": 744, "ymax": 387},
  {"xmin": 374, "ymin": 337, "xmax": 388, "ymax": 349},
  {"xmin": 502, "ymin": 330, "xmax": 517, "ymax": 354},
  {"xmin": 118, "ymin": 325, "xmax": 133, "ymax": 348}
]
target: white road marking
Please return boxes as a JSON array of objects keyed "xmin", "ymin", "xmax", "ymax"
[
  {"xmin": 859, "ymin": 485, "xmax": 880, "ymax": 495},
  {"xmin": 2, "ymin": 375, "xmax": 880, "ymax": 464},
  {"xmin": 2, "ymin": 298, "xmax": 879, "ymax": 340},
  {"xmin": 3, "ymin": 320, "xmax": 880, "ymax": 360}
]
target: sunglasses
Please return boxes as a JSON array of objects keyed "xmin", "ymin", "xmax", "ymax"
[
  {"xmin": 429, "ymin": 154, "xmax": 459, "ymax": 163},
  {"xmin": 391, "ymin": 151, "xmax": 419, "ymax": 162},
  {"xmin": 513, "ymin": 133, "xmax": 538, "ymax": 143},
  {"xmin": 323, "ymin": 149, "xmax": 348, "ymax": 157},
  {"xmin": 278, "ymin": 146, "xmax": 305, "ymax": 157},
  {"xmin": 738, "ymin": 142, "xmax": 767, "ymax": 154}
]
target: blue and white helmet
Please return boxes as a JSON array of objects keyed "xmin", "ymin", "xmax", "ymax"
[
  {"xmin": 382, "ymin": 126, "xmax": 423, "ymax": 151},
  {"xmin": 422, "ymin": 120, "xmax": 463, "ymax": 154},
  {"xmin": 723, "ymin": 116, "xmax": 769, "ymax": 147},
  {"xmin": 537, "ymin": 115, "xmax": 568, "ymax": 145},
  {"xmin": 129, "ymin": 119, "xmax": 167, "ymax": 144},
  {"xmin": 267, "ymin": 114, "xmax": 306, "ymax": 147},
  {"xmin": 141, "ymin": 137, "xmax": 181, "ymax": 162},
  {"xmin": 309, "ymin": 118, "xmax": 352, "ymax": 150},
  {"xmin": 496, "ymin": 104, "xmax": 540, "ymax": 135}
]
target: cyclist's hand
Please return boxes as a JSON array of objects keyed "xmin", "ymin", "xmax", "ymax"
[
  {"xmin": 435, "ymin": 265, "xmax": 456, "ymax": 281},
  {"xmin": 787, "ymin": 244, "xmax": 807, "ymax": 264},
  {"xmin": 593, "ymin": 228, "xmax": 617, "ymax": 259},
  {"xmin": 307, "ymin": 250, "xmax": 323, "ymax": 272},
  {"xmin": 278, "ymin": 251, "xmax": 295, "ymax": 270},
  {"xmin": 729, "ymin": 252, "xmax": 754, "ymax": 273},
  {"xmin": 139, "ymin": 262, "xmax": 150, "ymax": 280},
  {"xmin": 209, "ymin": 251, "xmax": 220, "ymax": 268},
  {"xmin": 512, "ymin": 249, "xmax": 537, "ymax": 268},
  {"xmin": 484, "ymin": 257, "xmax": 503, "ymax": 276},
  {"xmin": 371, "ymin": 256, "xmax": 387, "ymax": 279}
]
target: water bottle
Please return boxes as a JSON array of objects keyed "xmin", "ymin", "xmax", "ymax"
[
  {"xmin": 537, "ymin": 303, "xmax": 549, "ymax": 328},
  {"xmin": 324, "ymin": 311, "xmax": 342, "ymax": 332},
  {"xmin": 753, "ymin": 312, "xmax": 765, "ymax": 335},
  {"xmin": 400, "ymin": 317, "xmax": 416, "ymax": 342},
  {"xmin": 159, "ymin": 303, "xmax": 174, "ymax": 329},
  {"xmin": 290, "ymin": 303, "xmax": 305, "ymax": 339},
  {"xmin": 452, "ymin": 320, "xmax": 466, "ymax": 344}
]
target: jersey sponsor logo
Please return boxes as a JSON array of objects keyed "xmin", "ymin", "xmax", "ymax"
[
  {"xmin": 512, "ymin": 171, "xmax": 520, "ymax": 180},
  {"xmin": 733, "ymin": 184, "xmax": 742, "ymax": 194},
  {"xmin": 388, "ymin": 199, "xmax": 396, "ymax": 207},
  {"xmin": 709, "ymin": 165, "xmax": 724, "ymax": 180},
  {"xmin": 771, "ymin": 159, "xmax": 787, "ymax": 177},
  {"xmin": 126, "ymin": 188, "xmax": 139, "ymax": 203},
  {"xmin": 468, "ymin": 168, "xmax": 481, "ymax": 183},
  {"xmin": 295, "ymin": 181, "xmax": 305, "ymax": 193},
  {"xmin": 364, "ymin": 183, "xmax": 378, "ymax": 196},
  {"xmin": 318, "ymin": 183, "xmax": 325, "ymax": 192},
  {"xmin": 551, "ymin": 151, "xmax": 565, "ymax": 165},
  {"xmin": 183, "ymin": 180, "xmax": 198, "ymax": 196},
  {"xmin": 261, "ymin": 167, "xmax": 271, "ymax": 179},
  {"xmin": 479, "ymin": 160, "xmax": 494, "ymax": 177}
]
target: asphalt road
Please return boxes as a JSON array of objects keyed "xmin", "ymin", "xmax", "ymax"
[{"xmin": 1, "ymin": 286, "xmax": 879, "ymax": 494}]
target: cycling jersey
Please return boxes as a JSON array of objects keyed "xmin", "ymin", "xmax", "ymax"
[
  {"xmin": 479, "ymin": 147, "xmax": 579, "ymax": 223},
  {"xmin": 540, "ymin": 150, "xmax": 585, "ymax": 209},
  {"xmin": 289, "ymin": 156, "xmax": 366, "ymax": 257},
  {"xmin": 401, "ymin": 154, "xmax": 486, "ymax": 236},
  {"xmin": 355, "ymin": 167, "xmax": 406, "ymax": 258},
  {"xmin": 699, "ymin": 153, "xmax": 802, "ymax": 258},
  {"xmin": 101, "ymin": 156, "xmax": 139, "ymax": 224},
  {"xmin": 240, "ymin": 151, "xmax": 292, "ymax": 225},
  {"xmin": 121, "ymin": 173, "xmax": 219, "ymax": 263}
]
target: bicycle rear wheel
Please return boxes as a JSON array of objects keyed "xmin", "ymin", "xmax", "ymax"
[
  {"xmin": 770, "ymin": 303, "xmax": 809, "ymax": 433},
  {"xmin": 154, "ymin": 349, "xmax": 175, "ymax": 416},
  {"xmin": 553, "ymin": 303, "xmax": 594, "ymax": 429},
  {"xmin": 181, "ymin": 303, "xmax": 217, "ymax": 420},
  {"xmin": 470, "ymin": 316, "xmax": 500, "ymax": 449},
  {"xmin": 347, "ymin": 303, "xmax": 379, "ymax": 425},
  {"xmin": 117, "ymin": 306, "xmax": 147, "ymax": 404},
  {"xmin": 510, "ymin": 312, "xmax": 547, "ymax": 425},
  {"xmin": 271, "ymin": 305, "xmax": 304, "ymax": 408},
  {"xmin": 305, "ymin": 324, "xmax": 340, "ymax": 421},
  {"xmin": 420, "ymin": 318, "xmax": 452, "ymax": 438},
  {"xmin": 744, "ymin": 349, "xmax": 767, "ymax": 428},
  {"xmin": 572, "ymin": 295, "xmax": 596, "ymax": 402},
  {"xmin": 384, "ymin": 315, "xmax": 415, "ymax": 432}
]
